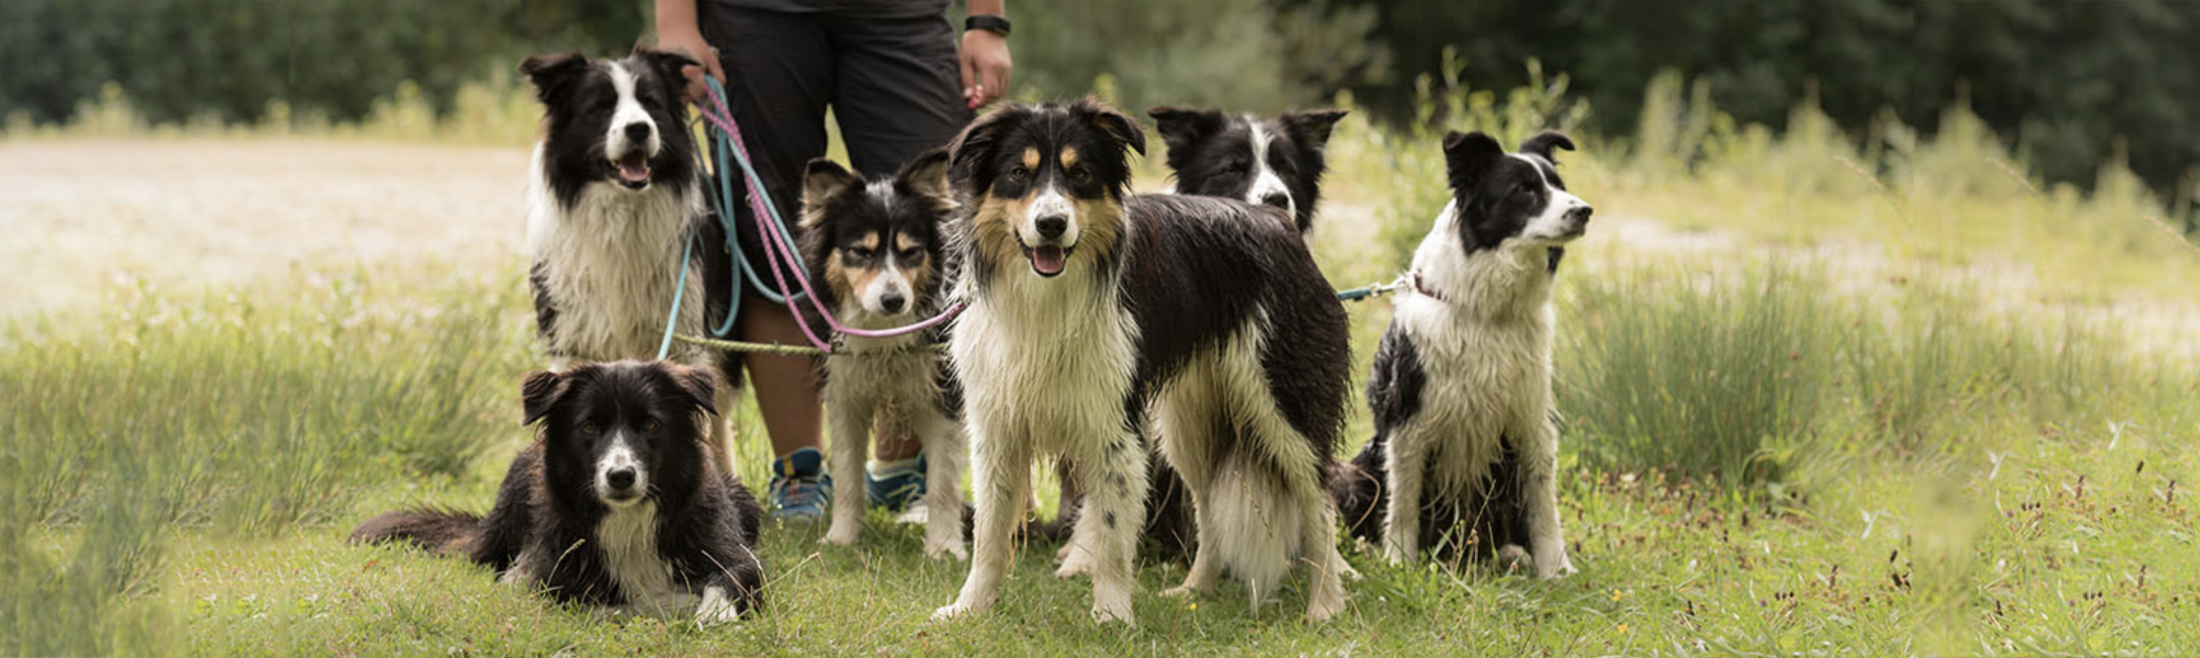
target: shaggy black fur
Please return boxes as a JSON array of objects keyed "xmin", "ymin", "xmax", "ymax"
[{"xmin": 350, "ymin": 361, "xmax": 766, "ymax": 617}]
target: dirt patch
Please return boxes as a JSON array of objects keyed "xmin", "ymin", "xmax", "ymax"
[{"xmin": 0, "ymin": 139, "xmax": 529, "ymax": 317}]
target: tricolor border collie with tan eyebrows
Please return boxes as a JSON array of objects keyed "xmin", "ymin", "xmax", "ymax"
[
  {"xmin": 796, "ymin": 149, "xmax": 968, "ymax": 560},
  {"xmin": 518, "ymin": 49, "xmax": 743, "ymax": 468},
  {"xmin": 1148, "ymin": 107, "xmax": 1348, "ymax": 234},
  {"xmin": 1331, "ymin": 130, "xmax": 1591, "ymax": 576},
  {"xmin": 933, "ymin": 98, "xmax": 1353, "ymax": 624},
  {"xmin": 351, "ymin": 360, "xmax": 766, "ymax": 624}
]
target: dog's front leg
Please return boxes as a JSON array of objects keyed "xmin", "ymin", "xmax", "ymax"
[
  {"xmin": 920, "ymin": 412, "xmax": 969, "ymax": 560},
  {"xmin": 1382, "ymin": 432, "xmax": 1428, "ymax": 565},
  {"xmin": 934, "ymin": 425, "xmax": 1028, "ymax": 620},
  {"xmin": 1522, "ymin": 415, "xmax": 1575, "ymax": 578},
  {"xmin": 823, "ymin": 394, "xmax": 875, "ymax": 546},
  {"xmin": 1074, "ymin": 427, "xmax": 1148, "ymax": 624}
]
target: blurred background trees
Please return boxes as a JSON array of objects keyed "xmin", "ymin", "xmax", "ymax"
[{"xmin": 2, "ymin": 0, "xmax": 2195, "ymax": 219}]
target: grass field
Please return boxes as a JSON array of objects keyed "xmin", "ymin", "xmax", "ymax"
[{"xmin": 5, "ymin": 77, "xmax": 2199, "ymax": 656}]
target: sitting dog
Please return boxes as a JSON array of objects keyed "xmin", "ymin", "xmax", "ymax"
[
  {"xmin": 932, "ymin": 99, "xmax": 1353, "ymax": 624},
  {"xmin": 517, "ymin": 49, "xmax": 742, "ymax": 470},
  {"xmin": 1330, "ymin": 131, "xmax": 1589, "ymax": 575},
  {"xmin": 796, "ymin": 149, "xmax": 968, "ymax": 560},
  {"xmin": 350, "ymin": 360, "xmax": 767, "ymax": 623}
]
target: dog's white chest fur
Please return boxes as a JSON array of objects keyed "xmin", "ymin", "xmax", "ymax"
[
  {"xmin": 596, "ymin": 502, "xmax": 680, "ymax": 607},
  {"xmin": 525, "ymin": 144, "xmax": 705, "ymax": 366},
  {"xmin": 1390, "ymin": 209, "xmax": 1558, "ymax": 494},
  {"xmin": 950, "ymin": 272, "xmax": 1138, "ymax": 453}
]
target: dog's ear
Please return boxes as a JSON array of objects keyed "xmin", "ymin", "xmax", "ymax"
[
  {"xmin": 896, "ymin": 146, "xmax": 956, "ymax": 211},
  {"xmin": 947, "ymin": 104, "xmax": 1030, "ymax": 187},
  {"xmin": 1076, "ymin": 98, "xmax": 1147, "ymax": 158},
  {"xmin": 520, "ymin": 370, "xmax": 567, "ymax": 426},
  {"xmin": 1518, "ymin": 131, "xmax": 1577, "ymax": 165},
  {"xmin": 518, "ymin": 51, "xmax": 590, "ymax": 107},
  {"xmin": 801, "ymin": 159, "xmax": 862, "ymax": 229},
  {"xmin": 632, "ymin": 47, "xmax": 701, "ymax": 103},
  {"xmin": 1442, "ymin": 131, "xmax": 1506, "ymax": 193},
  {"xmin": 1282, "ymin": 109, "xmax": 1349, "ymax": 153},
  {"xmin": 669, "ymin": 364, "xmax": 719, "ymax": 418},
  {"xmin": 1147, "ymin": 106, "xmax": 1221, "ymax": 155}
]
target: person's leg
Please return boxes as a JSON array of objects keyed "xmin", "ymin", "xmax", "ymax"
[
  {"xmin": 699, "ymin": 5, "xmax": 836, "ymax": 517},
  {"xmin": 823, "ymin": 10, "xmax": 974, "ymax": 479}
]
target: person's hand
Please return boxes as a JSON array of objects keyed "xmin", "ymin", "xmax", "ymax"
[
  {"xmin": 959, "ymin": 29, "xmax": 1013, "ymax": 108},
  {"xmin": 659, "ymin": 28, "xmax": 726, "ymax": 104}
]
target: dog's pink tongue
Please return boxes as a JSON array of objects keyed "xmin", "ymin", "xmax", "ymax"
[
  {"xmin": 1032, "ymin": 246, "xmax": 1066, "ymax": 275},
  {"xmin": 617, "ymin": 156, "xmax": 650, "ymax": 183}
]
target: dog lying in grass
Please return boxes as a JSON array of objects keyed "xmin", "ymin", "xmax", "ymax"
[{"xmin": 350, "ymin": 360, "xmax": 766, "ymax": 624}]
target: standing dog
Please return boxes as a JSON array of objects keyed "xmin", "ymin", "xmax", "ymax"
[
  {"xmin": 1331, "ymin": 131, "xmax": 1589, "ymax": 575},
  {"xmin": 1148, "ymin": 107, "xmax": 1348, "ymax": 233},
  {"xmin": 351, "ymin": 360, "xmax": 767, "ymax": 623},
  {"xmin": 933, "ymin": 99, "xmax": 1353, "ymax": 624},
  {"xmin": 518, "ymin": 49, "xmax": 742, "ymax": 468},
  {"xmin": 797, "ymin": 149, "xmax": 968, "ymax": 560}
]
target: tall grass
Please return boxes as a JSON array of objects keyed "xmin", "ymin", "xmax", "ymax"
[{"xmin": 0, "ymin": 268, "xmax": 532, "ymax": 654}]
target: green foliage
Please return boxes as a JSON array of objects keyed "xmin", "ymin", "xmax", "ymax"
[{"xmin": 996, "ymin": 0, "xmax": 1388, "ymax": 113}]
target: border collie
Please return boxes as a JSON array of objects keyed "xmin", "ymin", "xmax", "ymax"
[
  {"xmin": 796, "ymin": 149, "xmax": 968, "ymax": 560},
  {"xmin": 518, "ymin": 49, "xmax": 741, "ymax": 468},
  {"xmin": 351, "ymin": 360, "xmax": 767, "ymax": 623},
  {"xmin": 932, "ymin": 99, "xmax": 1353, "ymax": 623},
  {"xmin": 1330, "ymin": 131, "xmax": 1589, "ymax": 576},
  {"xmin": 1049, "ymin": 107, "xmax": 1347, "ymax": 567},
  {"xmin": 1148, "ymin": 107, "xmax": 1347, "ymax": 233}
]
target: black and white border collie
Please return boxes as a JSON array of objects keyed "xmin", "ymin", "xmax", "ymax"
[
  {"xmin": 933, "ymin": 99, "xmax": 1353, "ymax": 623},
  {"xmin": 351, "ymin": 360, "xmax": 767, "ymax": 623},
  {"xmin": 518, "ymin": 49, "xmax": 741, "ymax": 468},
  {"xmin": 1331, "ymin": 131, "xmax": 1590, "ymax": 576},
  {"xmin": 796, "ymin": 149, "xmax": 968, "ymax": 560},
  {"xmin": 1148, "ymin": 107, "xmax": 1347, "ymax": 233}
]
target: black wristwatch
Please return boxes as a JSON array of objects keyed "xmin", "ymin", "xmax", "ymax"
[{"xmin": 965, "ymin": 15, "xmax": 1011, "ymax": 38}]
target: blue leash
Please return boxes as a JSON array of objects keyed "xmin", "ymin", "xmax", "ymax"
[{"xmin": 657, "ymin": 76, "xmax": 812, "ymax": 360}]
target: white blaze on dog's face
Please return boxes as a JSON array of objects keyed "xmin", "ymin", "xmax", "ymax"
[
  {"xmin": 517, "ymin": 50, "xmax": 699, "ymax": 202},
  {"xmin": 949, "ymin": 100, "xmax": 1145, "ymax": 281},
  {"xmin": 602, "ymin": 62, "xmax": 661, "ymax": 190},
  {"xmin": 799, "ymin": 152, "xmax": 953, "ymax": 318},
  {"xmin": 1243, "ymin": 119, "xmax": 1296, "ymax": 219},
  {"xmin": 1441, "ymin": 130, "xmax": 1593, "ymax": 253},
  {"xmin": 593, "ymin": 425, "xmax": 649, "ymax": 506}
]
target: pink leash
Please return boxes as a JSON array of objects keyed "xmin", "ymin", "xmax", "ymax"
[{"xmin": 697, "ymin": 82, "xmax": 967, "ymax": 353}]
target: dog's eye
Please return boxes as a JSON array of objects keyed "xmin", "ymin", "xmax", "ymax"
[
  {"xmin": 898, "ymin": 248, "xmax": 923, "ymax": 262},
  {"xmin": 1223, "ymin": 161, "xmax": 1247, "ymax": 175},
  {"xmin": 1068, "ymin": 166, "xmax": 1091, "ymax": 184},
  {"xmin": 849, "ymin": 247, "xmax": 875, "ymax": 260},
  {"xmin": 640, "ymin": 419, "xmax": 660, "ymax": 432},
  {"xmin": 580, "ymin": 421, "xmax": 602, "ymax": 433},
  {"xmin": 1515, "ymin": 184, "xmax": 1535, "ymax": 198},
  {"xmin": 1007, "ymin": 166, "xmax": 1029, "ymax": 182}
]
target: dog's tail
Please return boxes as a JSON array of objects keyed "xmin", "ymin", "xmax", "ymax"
[
  {"xmin": 1207, "ymin": 451, "xmax": 1305, "ymax": 605},
  {"xmin": 348, "ymin": 507, "xmax": 482, "ymax": 557},
  {"xmin": 1328, "ymin": 431, "xmax": 1388, "ymax": 544}
]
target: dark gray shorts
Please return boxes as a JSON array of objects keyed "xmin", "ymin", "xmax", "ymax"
[{"xmin": 700, "ymin": 4, "xmax": 971, "ymax": 258}]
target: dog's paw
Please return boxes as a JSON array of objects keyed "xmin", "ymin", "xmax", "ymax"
[
  {"xmin": 1304, "ymin": 592, "xmax": 1346, "ymax": 622},
  {"xmin": 1089, "ymin": 598, "xmax": 1135, "ymax": 625},
  {"xmin": 1534, "ymin": 548, "xmax": 1576, "ymax": 579},
  {"xmin": 1381, "ymin": 544, "xmax": 1414, "ymax": 567},
  {"xmin": 931, "ymin": 600, "xmax": 983, "ymax": 621},
  {"xmin": 924, "ymin": 538, "xmax": 968, "ymax": 561},
  {"xmin": 1338, "ymin": 560, "xmax": 1364, "ymax": 582},
  {"xmin": 694, "ymin": 588, "xmax": 744, "ymax": 627},
  {"xmin": 821, "ymin": 522, "xmax": 861, "ymax": 546},
  {"xmin": 1158, "ymin": 584, "xmax": 1203, "ymax": 599},
  {"xmin": 1053, "ymin": 550, "xmax": 1092, "ymax": 578}
]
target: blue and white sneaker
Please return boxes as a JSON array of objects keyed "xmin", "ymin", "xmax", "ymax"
[
  {"xmin": 769, "ymin": 447, "xmax": 831, "ymax": 520},
  {"xmin": 866, "ymin": 453, "xmax": 927, "ymax": 514}
]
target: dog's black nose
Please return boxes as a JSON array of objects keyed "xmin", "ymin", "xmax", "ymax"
[
  {"xmin": 607, "ymin": 467, "xmax": 637, "ymax": 490},
  {"xmin": 1259, "ymin": 192, "xmax": 1291, "ymax": 209},
  {"xmin": 1568, "ymin": 205, "xmax": 1593, "ymax": 223},
  {"xmin": 880, "ymin": 291, "xmax": 907, "ymax": 313},
  {"xmin": 1035, "ymin": 215, "xmax": 1068, "ymax": 239},
  {"xmin": 623, "ymin": 122, "xmax": 653, "ymax": 143}
]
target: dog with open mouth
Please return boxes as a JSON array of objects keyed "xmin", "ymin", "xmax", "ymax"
[
  {"xmin": 518, "ymin": 49, "xmax": 744, "ymax": 473},
  {"xmin": 1330, "ymin": 130, "xmax": 1590, "ymax": 575},
  {"xmin": 933, "ymin": 99, "xmax": 1354, "ymax": 624},
  {"xmin": 350, "ymin": 360, "xmax": 767, "ymax": 624},
  {"xmin": 795, "ymin": 148, "xmax": 968, "ymax": 560}
]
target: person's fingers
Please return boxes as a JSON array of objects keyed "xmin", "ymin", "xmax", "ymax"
[
  {"xmin": 682, "ymin": 64, "xmax": 709, "ymax": 103},
  {"xmin": 989, "ymin": 63, "xmax": 1012, "ymax": 106},
  {"xmin": 705, "ymin": 53, "xmax": 727, "ymax": 88},
  {"xmin": 959, "ymin": 51, "xmax": 981, "ymax": 108}
]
